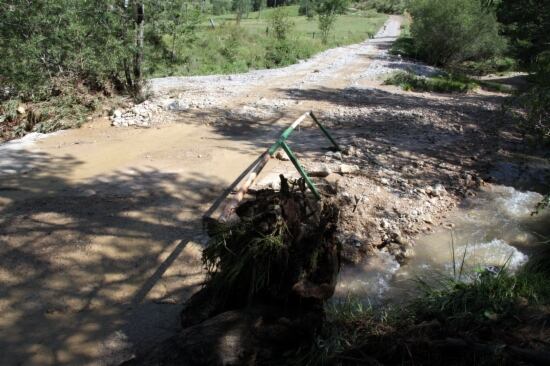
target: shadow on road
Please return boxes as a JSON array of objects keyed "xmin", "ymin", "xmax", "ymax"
[{"xmin": 0, "ymin": 150, "xmax": 227, "ymax": 365}]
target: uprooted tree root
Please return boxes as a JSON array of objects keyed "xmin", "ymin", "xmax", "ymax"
[{"xmin": 123, "ymin": 175, "xmax": 341, "ymax": 365}]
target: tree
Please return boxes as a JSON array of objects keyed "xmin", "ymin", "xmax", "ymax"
[
  {"xmin": 270, "ymin": 7, "xmax": 294, "ymax": 40},
  {"xmin": 408, "ymin": 0, "xmax": 506, "ymax": 66},
  {"xmin": 299, "ymin": 0, "xmax": 315, "ymax": 19},
  {"xmin": 494, "ymin": 0, "xmax": 550, "ymax": 67},
  {"xmin": 253, "ymin": 0, "xmax": 267, "ymax": 18},
  {"xmin": 233, "ymin": 0, "xmax": 251, "ymax": 24},
  {"xmin": 316, "ymin": 0, "xmax": 348, "ymax": 44},
  {"xmin": 0, "ymin": 0, "xmax": 149, "ymax": 99}
]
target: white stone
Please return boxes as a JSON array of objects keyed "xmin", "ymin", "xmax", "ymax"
[{"xmin": 338, "ymin": 164, "xmax": 359, "ymax": 174}]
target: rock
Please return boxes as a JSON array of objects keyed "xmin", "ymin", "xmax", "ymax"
[
  {"xmin": 275, "ymin": 150, "xmax": 290, "ymax": 161},
  {"xmin": 338, "ymin": 164, "xmax": 359, "ymax": 175},
  {"xmin": 113, "ymin": 109, "xmax": 123, "ymax": 118},
  {"xmin": 16, "ymin": 105, "xmax": 26, "ymax": 114},
  {"xmin": 387, "ymin": 243, "xmax": 401, "ymax": 256},
  {"xmin": 433, "ymin": 184, "xmax": 446, "ymax": 197},
  {"xmin": 78, "ymin": 189, "xmax": 96, "ymax": 197},
  {"xmin": 167, "ymin": 100, "xmax": 188, "ymax": 111},
  {"xmin": 343, "ymin": 146, "xmax": 356, "ymax": 156},
  {"xmin": 394, "ymin": 233, "xmax": 406, "ymax": 245},
  {"xmin": 308, "ymin": 165, "xmax": 332, "ymax": 177}
]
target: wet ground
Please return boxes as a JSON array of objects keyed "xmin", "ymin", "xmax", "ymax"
[{"xmin": 335, "ymin": 183, "xmax": 550, "ymax": 303}]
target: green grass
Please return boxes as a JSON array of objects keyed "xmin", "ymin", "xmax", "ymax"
[
  {"xmin": 292, "ymin": 268, "xmax": 550, "ymax": 365},
  {"xmin": 384, "ymin": 71, "xmax": 478, "ymax": 93},
  {"xmin": 286, "ymin": 238, "xmax": 550, "ymax": 365},
  {"xmin": 384, "ymin": 71, "xmax": 515, "ymax": 93},
  {"xmin": 144, "ymin": 6, "xmax": 388, "ymax": 78}
]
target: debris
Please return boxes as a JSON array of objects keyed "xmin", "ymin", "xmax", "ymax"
[
  {"xmin": 309, "ymin": 164, "xmax": 332, "ymax": 177},
  {"xmin": 338, "ymin": 164, "xmax": 359, "ymax": 174},
  {"xmin": 275, "ymin": 150, "xmax": 290, "ymax": 161}
]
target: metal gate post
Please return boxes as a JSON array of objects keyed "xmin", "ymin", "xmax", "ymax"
[{"xmin": 280, "ymin": 141, "xmax": 321, "ymax": 199}]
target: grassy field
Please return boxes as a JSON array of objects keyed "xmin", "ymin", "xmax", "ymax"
[
  {"xmin": 212, "ymin": 5, "xmax": 386, "ymax": 42},
  {"xmin": 144, "ymin": 6, "xmax": 388, "ymax": 78}
]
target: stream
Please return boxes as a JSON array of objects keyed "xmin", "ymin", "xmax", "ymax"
[{"xmin": 335, "ymin": 184, "xmax": 550, "ymax": 304}]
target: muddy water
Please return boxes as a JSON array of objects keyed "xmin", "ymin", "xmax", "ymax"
[{"xmin": 335, "ymin": 184, "xmax": 550, "ymax": 304}]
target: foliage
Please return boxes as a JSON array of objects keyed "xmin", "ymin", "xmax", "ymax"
[
  {"xmin": 408, "ymin": 0, "xmax": 506, "ymax": 66},
  {"xmin": 233, "ymin": 0, "xmax": 252, "ymax": 23},
  {"xmin": 270, "ymin": 7, "xmax": 294, "ymax": 40},
  {"xmin": 318, "ymin": 12, "xmax": 337, "ymax": 44},
  {"xmin": 316, "ymin": 0, "xmax": 349, "ymax": 15},
  {"xmin": 292, "ymin": 247, "xmax": 550, "ymax": 365},
  {"xmin": 519, "ymin": 85, "xmax": 550, "ymax": 143},
  {"xmin": 0, "ymin": 80, "xmax": 102, "ymax": 141},
  {"xmin": 0, "ymin": 0, "xmax": 147, "ymax": 99},
  {"xmin": 495, "ymin": 0, "xmax": 550, "ymax": 67},
  {"xmin": 413, "ymin": 269, "xmax": 550, "ymax": 325},
  {"xmin": 149, "ymin": 6, "xmax": 386, "ymax": 77},
  {"xmin": 212, "ymin": 0, "xmax": 233, "ymax": 15},
  {"xmin": 458, "ymin": 56, "xmax": 517, "ymax": 76},
  {"xmin": 148, "ymin": 1, "xmax": 203, "ymax": 64},
  {"xmin": 385, "ymin": 71, "xmax": 478, "ymax": 93},
  {"xmin": 386, "ymin": 71, "xmax": 515, "ymax": 94},
  {"xmin": 299, "ymin": 0, "xmax": 316, "ymax": 18},
  {"xmin": 362, "ymin": 0, "xmax": 409, "ymax": 14},
  {"xmin": 203, "ymin": 220, "xmax": 289, "ymax": 301},
  {"xmin": 316, "ymin": 0, "xmax": 348, "ymax": 43},
  {"xmin": 0, "ymin": 3, "xmax": 387, "ymax": 140}
]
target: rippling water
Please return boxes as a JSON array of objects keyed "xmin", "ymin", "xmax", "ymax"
[{"xmin": 334, "ymin": 184, "xmax": 550, "ymax": 304}]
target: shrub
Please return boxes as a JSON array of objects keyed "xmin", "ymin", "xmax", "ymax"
[
  {"xmin": 269, "ymin": 7, "xmax": 294, "ymax": 41},
  {"xmin": 212, "ymin": 0, "xmax": 233, "ymax": 15},
  {"xmin": 316, "ymin": 0, "xmax": 348, "ymax": 44},
  {"xmin": 385, "ymin": 71, "xmax": 478, "ymax": 93},
  {"xmin": 299, "ymin": 0, "xmax": 316, "ymax": 18},
  {"xmin": 409, "ymin": 0, "xmax": 506, "ymax": 66},
  {"xmin": 266, "ymin": 40, "xmax": 299, "ymax": 67},
  {"xmin": 371, "ymin": 0, "xmax": 409, "ymax": 14}
]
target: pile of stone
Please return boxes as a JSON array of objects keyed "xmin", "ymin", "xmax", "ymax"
[{"xmin": 110, "ymin": 101, "xmax": 164, "ymax": 128}]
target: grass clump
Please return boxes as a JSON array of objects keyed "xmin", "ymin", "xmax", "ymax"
[
  {"xmin": 203, "ymin": 220, "xmax": 290, "ymax": 302},
  {"xmin": 384, "ymin": 71, "xmax": 477, "ymax": 93},
  {"xmin": 385, "ymin": 71, "xmax": 515, "ymax": 94},
  {"xmin": 291, "ymin": 240, "xmax": 550, "ymax": 365},
  {"xmin": 1, "ymin": 80, "xmax": 103, "ymax": 141},
  {"xmin": 413, "ymin": 269, "xmax": 550, "ymax": 326}
]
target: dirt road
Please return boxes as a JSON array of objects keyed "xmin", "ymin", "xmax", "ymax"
[{"xmin": 1, "ymin": 15, "xmax": 541, "ymax": 365}]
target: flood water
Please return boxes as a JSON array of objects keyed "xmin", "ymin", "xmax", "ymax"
[{"xmin": 335, "ymin": 184, "xmax": 550, "ymax": 304}]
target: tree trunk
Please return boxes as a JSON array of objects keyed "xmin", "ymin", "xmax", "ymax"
[{"xmin": 133, "ymin": 1, "xmax": 144, "ymax": 99}]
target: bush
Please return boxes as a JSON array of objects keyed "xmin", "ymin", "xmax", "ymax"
[
  {"xmin": 409, "ymin": 0, "xmax": 506, "ymax": 66},
  {"xmin": 459, "ymin": 56, "xmax": 517, "ymax": 76},
  {"xmin": 269, "ymin": 7, "xmax": 294, "ymax": 41},
  {"xmin": 265, "ymin": 40, "xmax": 300, "ymax": 67},
  {"xmin": 212, "ymin": 0, "xmax": 233, "ymax": 15},
  {"xmin": 299, "ymin": 0, "xmax": 316, "ymax": 18},
  {"xmin": 385, "ymin": 71, "xmax": 478, "ymax": 93},
  {"xmin": 371, "ymin": 0, "xmax": 409, "ymax": 14},
  {"xmin": 316, "ymin": 0, "xmax": 348, "ymax": 44}
]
